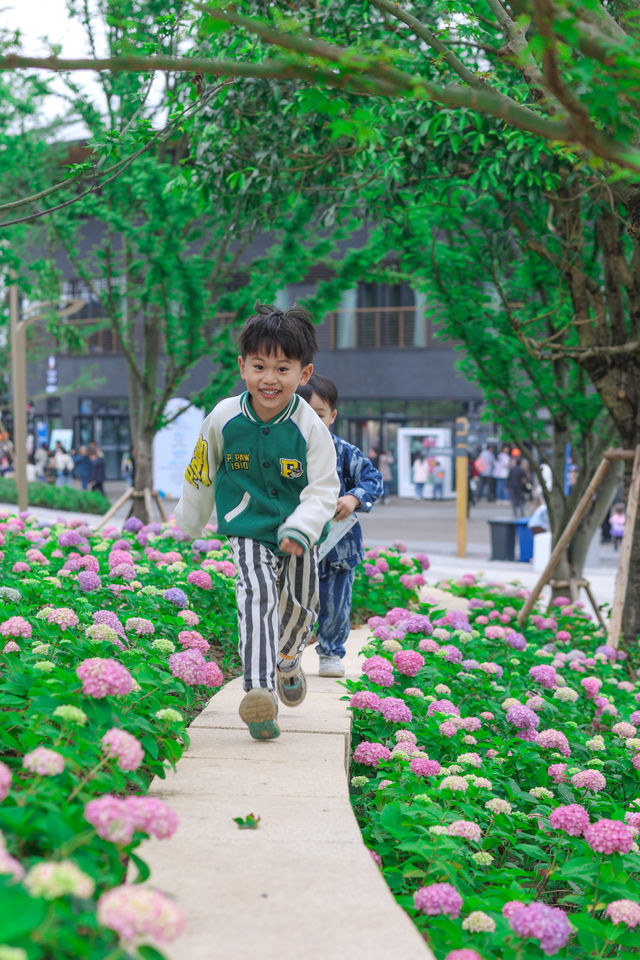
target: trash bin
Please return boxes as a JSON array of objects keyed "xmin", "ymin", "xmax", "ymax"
[
  {"xmin": 488, "ymin": 519, "xmax": 517, "ymax": 561},
  {"xmin": 514, "ymin": 518, "xmax": 534, "ymax": 562}
]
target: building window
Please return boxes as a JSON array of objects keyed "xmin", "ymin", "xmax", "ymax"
[
  {"xmin": 60, "ymin": 279, "xmax": 122, "ymax": 355},
  {"xmin": 324, "ymin": 282, "xmax": 428, "ymax": 349}
]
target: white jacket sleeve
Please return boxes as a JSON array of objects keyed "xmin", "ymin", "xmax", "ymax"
[
  {"xmin": 174, "ymin": 408, "xmax": 224, "ymax": 539},
  {"xmin": 277, "ymin": 419, "xmax": 339, "ymax": 550}
]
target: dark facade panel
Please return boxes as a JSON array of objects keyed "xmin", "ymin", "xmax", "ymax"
[{"xmin": 314, "ymin": 349, "xmax": 480, "ymax": 402}]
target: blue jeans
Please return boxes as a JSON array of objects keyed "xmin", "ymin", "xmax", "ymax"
[
  {"xmin": 495, "ymin": 477, "xmax": 507, "ymax": 501},
  {"xmin": 316, "ymin": 563, "xmax": 355, "ymax": 659},
  {"xmin": 414, "ymin": 483, "xmax": 425, "ymax": 499}
]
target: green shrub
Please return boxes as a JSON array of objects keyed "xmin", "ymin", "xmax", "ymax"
[{"xmin": 0, "ymin": 478, "xmax": 110, "ymax": 514}]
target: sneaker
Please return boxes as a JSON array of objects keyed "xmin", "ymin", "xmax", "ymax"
[
  {"xmin": 318, "ymin": 654, "xmax": 345, "ymax": 678},
  {"xmin": 276, "ymin": 661, "xmax": 307, "ymax": 708},
  {"xmin": 239, "ymin": 688, "xmax": 280, "ymax": 740}
]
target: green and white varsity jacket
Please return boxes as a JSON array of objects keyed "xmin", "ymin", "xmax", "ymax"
[{"xmin": 175, "ymin": 391, "xmax": 339, "ymax": 552}]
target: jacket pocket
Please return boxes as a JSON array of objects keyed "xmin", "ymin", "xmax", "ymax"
[{"xmin": 223, "ymin": 490, "xmax": 251, "ymax": 523}]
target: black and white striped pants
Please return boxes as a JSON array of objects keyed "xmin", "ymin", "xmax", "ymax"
[{"xmin": 229, "ymin": 538, "xmax": 319, "ymax": 692}]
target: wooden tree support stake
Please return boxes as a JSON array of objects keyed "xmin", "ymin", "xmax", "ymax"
[
  {"xmin": 608, "ymin": 445, "xmax": 640, "ymax": 648},
  {"xmin": 517, "ymin": 446, "xmax": 640, "ymax": 649},
  {"xmin": 517, "ymin": 455, "xmax": 611, "ymax": 626},
  {"xmin": 94, "ymin": 487, "xmax": 167, "ymax": 531}
]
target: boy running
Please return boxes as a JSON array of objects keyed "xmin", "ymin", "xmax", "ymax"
[
  {"xmin": 298, "ymin": 375, "xmax": 383, "ymax": 677},
  {"xmin": 176, "ymin": 305, "xmax": 339, "ymax": 739}
]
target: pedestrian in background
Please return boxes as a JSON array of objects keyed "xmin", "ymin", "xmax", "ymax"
[
  {"xmin": 90, "ymin": 448, "xmax": 106, "ymax": 494},
  {"xmin": 74, "ymin": 445, "xmax": 92, "ymax": 490},
  {"xmin": 378, "ymin": 449, "xmax": 394, "ymax": 504},
  {"xmin": 34, "ymin": 443, "xmax": 49, "ymax": 481},
  {"xmin": 609, "ymin": 502, "xmax": 625, "ymax": 551},
  {"xmin": 494, "ymin": 444, "xmax": 510, "ymax": 501},
  {"xmin": 412, "ymin": 453, "xmax": 429, "ymax": 500},
  {"xmin": 54, "ymin": 442, "xmax": 74, "ymax": 486},
  {"xmin": 507, "ymin": 456, "xmax": 528, "ymax": 518},
  {"xmin": 476, "ymin": 445, "xmax": 495, "ymax": 501}
]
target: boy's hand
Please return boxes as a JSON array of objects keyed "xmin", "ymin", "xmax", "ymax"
[
  {"xmin": 279, "ymin": 537, "xmax": 304, "ymax": 556},
  {"xmin": 334, "ymin": 494, "xmax": 359, "ymax": 520}
]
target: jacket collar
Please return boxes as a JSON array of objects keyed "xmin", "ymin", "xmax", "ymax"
[{"xmin": 240, "ymin": 391, "xmax": 299, "ymax": 425}]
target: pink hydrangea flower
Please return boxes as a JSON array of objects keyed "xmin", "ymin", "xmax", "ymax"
[
  {"xmin": 0, "ymin": 616, "xmax": 32, "ymax": 638},
  {"xmin": 549, "ymin": 804, "xmax": 590, "ymax": 836},
  {"xmin": 585, "ymin": 819, "xmax": 634, "ymax": 854},
  {"xmin": 392, "ymin": 649, "xmax": 425, "ymax": 676},
  {"xmin": 509, "ymin": 902, "xmax": 571, "ymax": 954},
  {"xmin": 349, "ymin": 691, "xmax": 381, "ymax": 711},
  {"xmin": 581, "ymin": 676, "xmax": 603, "ymax": 699},
  {"xmin": 202, "ymin": 661, "xmax": 223, "ymax": 688},
  {"xmin": 12, "ymin": 562, "xmax": 30, "ymax": 573},
  {"xmin": 177, "ymin": 609, "xmax": 200, "ymax": 626},
  {"xmin": 177, "ymin": 630, "xmax": 210, "ymax": 653},
  {"xmin": 187, "ymin": 569, "xmax": 212, "ymax": 590},
  {"xmin": 366, "ymin": 668, "xmax": 395, "ymax": 687},
  {"xmin": 413, "ymin": 883, "xmax": 462, "ymax": 918},
  {"xmin": 612, "ymin": 722, "xmax": 637, "ymax": 740},
  {"xmin": 447, "ymin": 820, "xmax": 481, "ymax": 841},
  {"xmin": 125, "ymin": 796, "xmax": 179, "ymax": 839},
  {"xmin": 97, "ymin": 885, "xmax": 184, "ymax": 944},
  {"xmin": 23, "ymin": 747, "xmax": 65, "ymax": 776},
  {"xmin": 507, "ymin": 704, "xmax": 540, "ymax": 730},
  {"xmin": 445, "ymin": 952, "xmax": 483, "ymax": 960},
  {"xmin": 439, "ymin": 720, "xmax": 458, "ymax": 737},
  {"xmin": 0, "ymin": 760, "xmax": 11, "ymax": 801},
  {"xmin": 547, "ymin": 763, "xmax": 568, "ymax": 784},
  {"xmin": 85, "ymin": 795, "xmax": 135, "ymax": 845},
  {"xmin": 2, "ymin": 640, "xmax": 19, "ymax": 653},
  {"xmin": 45, "ymin": 607, "xmax": 79, "ymax": 630},
  {"xmin": 0, "ymin": 846, "xmax": 24, "ymax": 881},
  {"xmin": 101, "ymin": 729, "xmax": 145, "ymax": 771},
  {"xmin": 571, "ymin": 770, "xmax": 606, "ymax": 793},
  {"xmin": 77, "ymin": 658, "xmax": 135, "ymax": 698},
  {"xmin": 352, "ymin": 741, "xmax": 391, "ymax": 768},
  {"xmin": 418, "ymin": 637, "xmax": 440, "ymax": 653},
  {"xmin": 427, "ymin": 699, "xmax": 460, "ymax": 718},
  {"xmin": 536, "ymin": 728, "xmax": 570, "ymax": 757},
  {"xmin": 409, "ymin": 757, "xmax": 442, "ymax": 778},
  {"xmin": 125, "ymin": 617, "xmax": 155, "ymax": 637},
  {"xmin": 369, "ymin": 848, "xmax": 382, "ymax": 867},
  {"xmin": 529, "ymin": 665, "xmax": 558, "ymax": 689},
  {"xmin": 606, "ymin": 900, "xmax": 640, "ymax": 928},
  {"xmin": 378, "ymin": 697, "xmax": 413, "ymax": 724}
]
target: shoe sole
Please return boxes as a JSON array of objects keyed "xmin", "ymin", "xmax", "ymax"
[
  {"xmin": 276, "ymin": 666, "xmax": 307, "ymax": 708},
  {"xmin": 239, "ymin": 689, "xmax": 281, "ymax": 740},
  {"xmin": 318, "ymin": 667, "xmax": 345, "ymax": 678}
]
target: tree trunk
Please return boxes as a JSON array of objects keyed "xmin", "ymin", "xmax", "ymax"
[{"xmin": 130, "ymin": 426, "xmax": 154, "ymax": 522}]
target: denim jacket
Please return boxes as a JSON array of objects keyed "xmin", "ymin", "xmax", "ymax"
[{"xmin": 321, "ymin": 435, "xmax": 383, "ymax": 571}]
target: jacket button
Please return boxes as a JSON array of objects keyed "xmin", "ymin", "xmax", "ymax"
[
  {"xmin": 262, "ymin": 428, "xmax": 269, "ymax": 435},
  {"xmin": 263, "ymin": 461, "xmax": 270, "ymax": 468},
  {"xmin": 270, "ymin": 488, "xmax": 277, "ymax": 496}
]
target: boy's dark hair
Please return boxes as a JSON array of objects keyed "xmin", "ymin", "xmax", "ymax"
[
  {"xmin": 238, "ymin": 302, "xmax": 318, "ymax": 366},
  {"xmin": 297, "ymin": 373, "xmax": 338, "ymax": 410}
]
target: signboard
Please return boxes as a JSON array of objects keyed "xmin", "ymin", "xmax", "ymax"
[
  {"xmin": 396, "ymin": 427, "xmax": 453, "ymax": 499},
  {"xmin": 153, "ymin": 398, "xmax": 204, "ymax": 499},
  {"xmin": 50, "ymin": 428, "xmax": 73, "ymax": 453},
  {"xmin": 45, "ymin": 355, "xmax": 58, "ymax": 394}
]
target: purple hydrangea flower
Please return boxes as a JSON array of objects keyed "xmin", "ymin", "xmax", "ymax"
[
  {"xmin": 163, "ymin": 588, "xmax": 188, "ymax": 609},
  {"xmin": 123, "ymin": 517, "xmax": 144, "ymax": 533}
]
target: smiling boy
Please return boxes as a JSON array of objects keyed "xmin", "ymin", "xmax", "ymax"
[{"xmin": 175, "ymin": 303, "xmax": 339, "ymax": 740}]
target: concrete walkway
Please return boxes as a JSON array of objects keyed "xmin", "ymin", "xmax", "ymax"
[{"xmin": 137, "ymin": 626, "xmax": 434, "ymax": 960}]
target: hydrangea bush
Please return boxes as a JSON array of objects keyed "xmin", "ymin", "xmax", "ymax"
[
  {"xmin": 351, "ymin": 543, "xmax": 429, "ymax": 622},
  {"xmin": 0, "ymin": 510, "xmax": 239, "ymax": 959},
  {"xmin": 348, "ymin": 572, "xmax": 640, "ymax": 959}
]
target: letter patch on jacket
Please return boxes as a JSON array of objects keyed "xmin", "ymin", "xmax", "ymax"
[
  {"xmin": 185, "ymin": 435, "xmax": 211, "ymax": 489},
  {"xmin": 226, "ymin": 453, "xmax": 250, "ymax": 471},
  {"xmin": 280, "ymin": 457, "xmax": 303, "ymax": 479}
]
